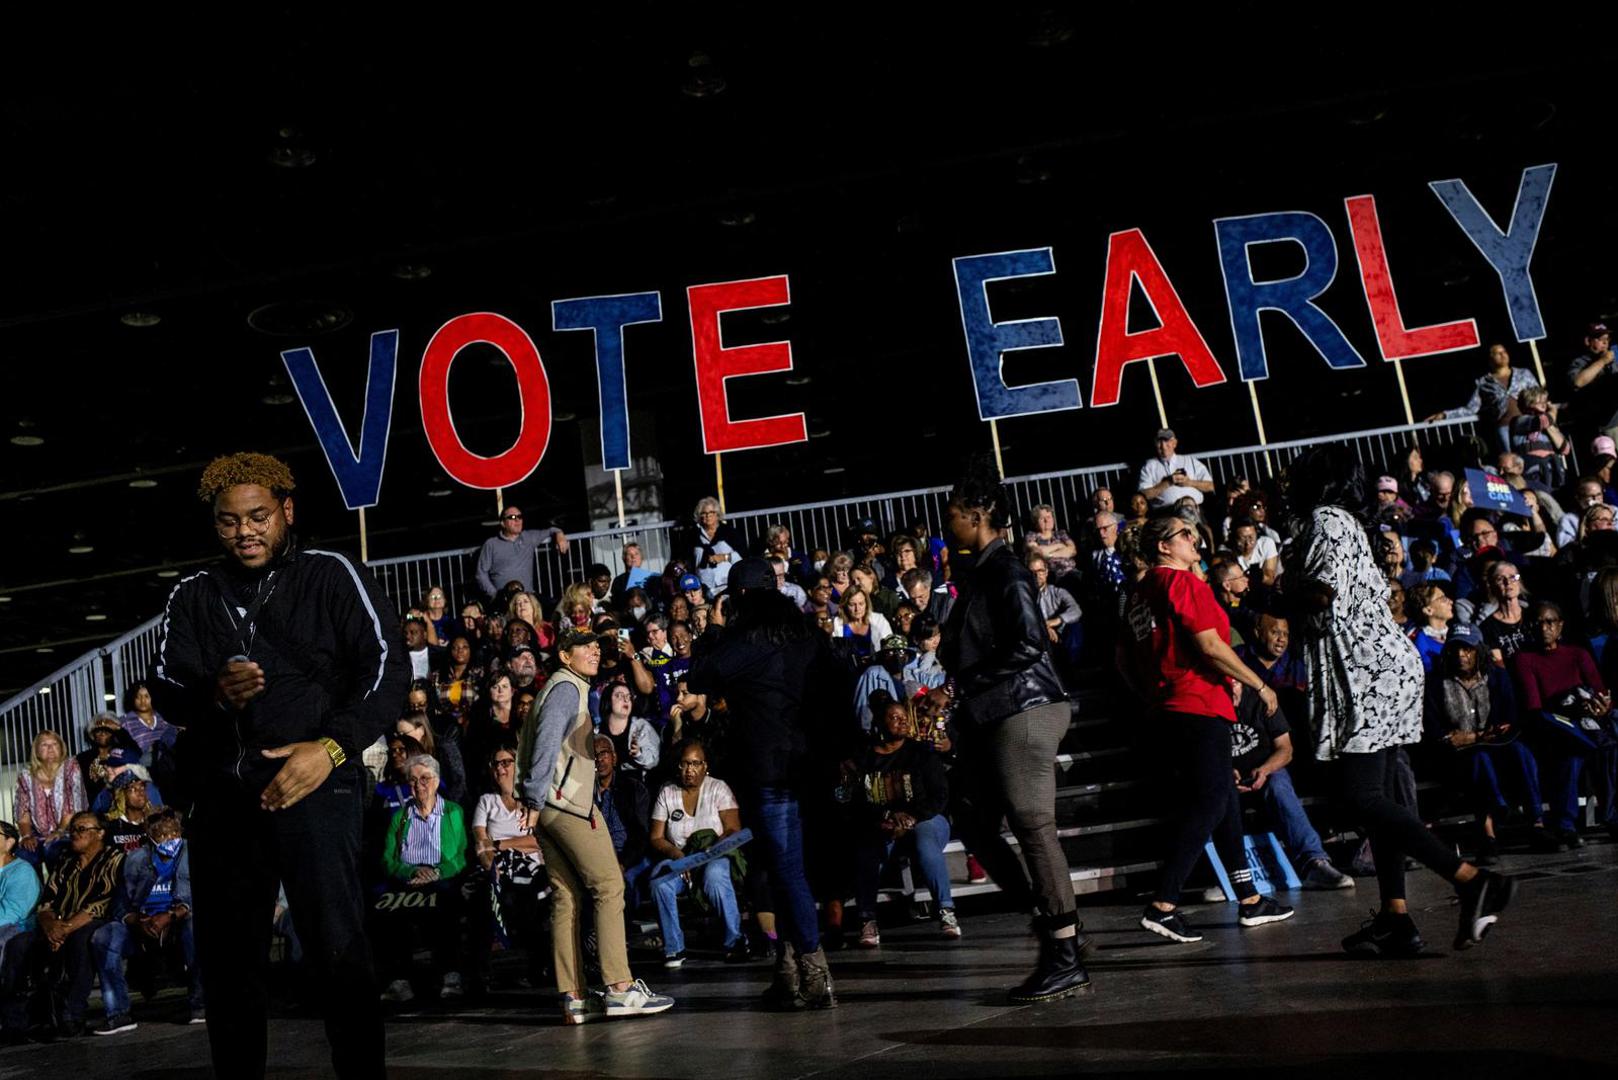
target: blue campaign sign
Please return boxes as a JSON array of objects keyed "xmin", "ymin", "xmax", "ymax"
[{"xmin": 1465, "ymin": 468, "xmax": 1532, "ymax": 518}]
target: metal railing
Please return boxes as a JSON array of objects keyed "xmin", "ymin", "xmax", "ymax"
[{"xmin": 0, "ymin": 415, "xmax": 1493, "ymax": 804}]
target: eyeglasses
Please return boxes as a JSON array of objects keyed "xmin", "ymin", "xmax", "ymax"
[
  {"xmin": 1472, "ymin": 529, "xmax": 1497, "ymax": 540},
  {"xmin": 502, "ymin": 513, "xmax": 523, "ymax": 521},
  {"xmin": 215, "ymin": 507, "xmax": 278, "ymax": 537},
  {"xmin": 492, "ymin": 757, "xmax": 516, "ymax": 769},
  {"xmin": 70, "ymin": 824, "xmax": 102, "ymax": 835},
  {"xmin": 409, "ymin": 775, "xmax": 438, "ymax": 787},
  {"xmin": 678, "ymin": 760, "xmax": 707, "ymax": 770},
  {"xmin": 1493, "ymin": 574, "xmax": 1521, "ymax": 585},
  {"xmin": 1168, "ymin": 529, "xmax": 1196, "ymax": 544},
  {"xmin": 1533, "ymin": 617, "xmax": 1562, "ymax": 626}
]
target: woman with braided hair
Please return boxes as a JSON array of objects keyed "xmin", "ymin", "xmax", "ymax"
[{"xmin": 938, "ymin": 458, "xmax": 1089, "ymax": 1003}]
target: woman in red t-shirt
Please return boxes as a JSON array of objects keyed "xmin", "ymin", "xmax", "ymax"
[{"xmin": 1123, "ymin": 512, "xmax": 1292, "ymax": 944}]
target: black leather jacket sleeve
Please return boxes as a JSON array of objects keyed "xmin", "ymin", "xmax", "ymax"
[{"xmin": 942, "ymin": 539, "xmax": 1068, "ymax": 721}]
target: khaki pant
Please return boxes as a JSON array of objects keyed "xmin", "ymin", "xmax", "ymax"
[{"xmin": 535, "ymin": 806, "xmax": 632, "ymax": 994}]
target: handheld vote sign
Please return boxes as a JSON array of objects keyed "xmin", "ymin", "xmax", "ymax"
[{"xmin": 1464, "ymin": 468, "xmax": 1532, "ymax": 518}]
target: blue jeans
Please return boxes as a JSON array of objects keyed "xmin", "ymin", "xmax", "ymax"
[
  {"xmin": 652, "ymin": 859, "xmax": 743, "ymax": 956},
  {"xmin": 1465, "ymin": 742, "xmax": 1544, "ymax": 822},
  {"xmin": 622, "ymin": 856, "xmax": 655, "ymax": 913},
  {"xmin": 1257, "ymin": 767, "xmax": 1329, "ymax": 867},
  {"xmin": 744, "ymin": 787, "xmax": 820, "ymax": 954},
  {"xmin": 854, "ymin": 813, "xmax": 954, "ymax": 918},
  {"xmin": 92, "ymin": 917, "xmax": 204, "ymax": 1014}
]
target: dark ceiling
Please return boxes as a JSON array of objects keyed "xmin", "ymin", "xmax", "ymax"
[{"xmin": 1, "ymin": 8, "xmax": 1613, "ymax": 695}]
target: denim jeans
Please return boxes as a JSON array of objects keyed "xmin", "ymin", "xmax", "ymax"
[
  {"xmin": 1257, "ymin": 767, "xmax": 1329, "ymax": 866},
  {"xmin": 854, "ymin": 813, "xmax": 954, "ymax": 918},
  {"xmin": 1465, "ymin": 742, "xmax": 1544, "ymax": 822},
  {"xmin": 652, "ymin": 859, "xmax": 743, "ymax": 956},
  {"xmin": 742, "ymin": 787, "xmax": 819, "ymax": 954},
  {"xmin": 92, "ymin": 917, "xmax": 203, "ymax": 1014}
]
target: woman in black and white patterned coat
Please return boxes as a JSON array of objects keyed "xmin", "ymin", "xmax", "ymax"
[{"xmin": 1285, "ymin": 446, "xmax": 1514, "ymax": 959}]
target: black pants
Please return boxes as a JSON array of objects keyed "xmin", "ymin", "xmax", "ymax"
[
  {"xmin": 1155, "ymin": 713, "xmax": 1256, "ymax": 906},
  {"xmin": 190, "ymin": 763, "xmax": 383, "ymax": 1080},
  {"xmin": 1338, "ymin": 749, "xmax": 1463, "ymax": 903},
  {"xmin": 373, "ymin": 879, "xmax": 464, "ymax": 987},
  {"xmin": 0, "ymin": 921, "xmax": 105, "ymax": 1029}
]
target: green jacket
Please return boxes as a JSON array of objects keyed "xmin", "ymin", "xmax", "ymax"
[{"xmin": 382, "ymin": 799, "xmax": 467, "ymax": 883}]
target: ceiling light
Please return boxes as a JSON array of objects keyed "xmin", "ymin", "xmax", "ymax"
[
  {"xmin": 427, "ymin": 487, "xmax": 453, "ymax": 498},
  {"xmin": 717, "ymin": 208, "xmax": 756, "ymax": 227},
  {"xmin": 553, "ymin": 411, "xmax": 577, "ymax": 422},
  {"xmin": 392, "ymin": 263, "xmax": 433, "ymax": 281},
  {"xmin": 68, "ymin": 544, "xmax": 94, "ymax": 555},
  {"xmin": 104, "ymin": 693, "xmax": 117, "ymax": 702},
  {"xmin": 156, "ymin": 570, "xmax": 180, "ymax": 578},
  {"xmin": 267, "ymin": 127, "xmax": 317, "ymax": 169},
  {"xmin": 119, "ymin": 311, "xmax": 162, "ymax": 328},
  {"xmin": 128, "ymin": 478, "xmax": 158, "ymax": 489},
  {"xmin": 681, "ymin": 52, "xmax": 727, "ymax": 98},
  {"xmin": 261, "ymin": 391, "xmax": 296, "ymax": 406},
  {"xmin": 37, "ymin": 683, "xmax": 51, "ymax": 691},
  {"xmin": 785, "ymin": 375, "xmax": 811, "ymax": 386},
  {"xmin": 0, "ymin": 595, "xmax": 10, "ymax": 602},
  {"xmin": 809, "ymin": 427, "xmax": 831, "ymax": 439},
  {"xmin": 823, "ymin": 466, "xmax": 845, "ymax": 475},
  {"xmin": 247, "ymin": 300, "xmax": 352, "ymax": 337},
  {"xmin": 85, "ymin": 613, "xmax": 108, "ymax": 622},
  {"xmin": 9, "ymin": 435, "xmax": 43, "ymax": 447}
]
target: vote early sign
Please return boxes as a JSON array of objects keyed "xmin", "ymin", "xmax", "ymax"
[{"xmin": 283, "ymin": 164, "xmax": 1557, "ymax": 509}]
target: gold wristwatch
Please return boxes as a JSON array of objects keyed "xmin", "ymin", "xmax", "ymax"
[{"xmin": 317, "ymin": 737, "xmax": 347, "ymax": 769}]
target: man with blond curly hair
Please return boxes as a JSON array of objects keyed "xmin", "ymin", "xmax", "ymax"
[{"xmin": 155, "ymin": 451, "xmax": 407, "ymax": 1080}]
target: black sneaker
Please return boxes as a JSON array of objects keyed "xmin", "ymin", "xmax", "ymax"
[
  {"xmin": 1140, "ymin": 905, "xmax": 1203, "ymax": 943},
  {"xmin": 662, "ymin": 951, "xmax": 686, "ymax": 969},
  {"xmin": 1237, "ymin": 895, "xmax": 1295, "ymax": 927},
  {"xmin": 55, "ymin": 1019, "xmax": 87, "ymax": 1039},
  {"xmin": 1475, "ymin": 836, "xmax": 1499, "ymax": 867},
  {"xmin": 1527, "ymin": 827, "xmax": 1565, "ymax": 854},
  {"xmin": 1342, "ymin": 910, "xmax": 1424, "ymax": 957},
  {"xmin": 723, "ymin": 939, "xmax": 753, "ymax": 964},
  {"xmin": 94, "ymin": 1013, "xmax": 137, "ymax": 1036},
  {"xmin": 1455, "ymin": 869, "xmax": 1515, "ymax": 950},
  {"xmin": 1559, "ymin": 829, "xmax": 1585, "ymax": 850}
]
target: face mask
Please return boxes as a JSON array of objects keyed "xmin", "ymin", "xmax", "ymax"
[
  {"xmin": 630, "ymin": 606, "xmax": 647, "ymax": 621},
  {"xmin": 156, "ymin": 838, "xmax": 183, "ymax": 857},
  {"xmin": 813, "ymin": 559, "xmax": 826, "ymax": 573}
]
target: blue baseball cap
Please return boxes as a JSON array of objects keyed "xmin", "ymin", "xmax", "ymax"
[{"xmin": 679, "ymin": 573, "xmax": 702, "ymax": 593}]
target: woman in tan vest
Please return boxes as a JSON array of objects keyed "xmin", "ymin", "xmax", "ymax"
[{"xmin": 519, "ymin": 627, "xmax": 673, "ymax": 1025}]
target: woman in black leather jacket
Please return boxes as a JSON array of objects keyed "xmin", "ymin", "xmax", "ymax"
[{"xmin": 939, "ymin": 461, "xmax": 1089, "ymax": 1004}]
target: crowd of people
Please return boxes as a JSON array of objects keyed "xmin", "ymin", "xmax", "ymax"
[{"xmin": 3, "ymin": 329, "xmax": 1617, "ymax": 1062}]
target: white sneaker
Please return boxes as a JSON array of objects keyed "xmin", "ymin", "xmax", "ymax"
[
  {"xmin": 601, "ymin": 979, "xmax": 674, "ymax": 1017},
  {"xmin": 939, "ymin": 909, "xmax": 962, "ymax": 940},
  {"xmin": 439, "ymin": 971, "xmax": 464, "ymax": 999},
  {"xmin": 380, "ymin": 978, "xmax": 415, "ymax": 1003}
]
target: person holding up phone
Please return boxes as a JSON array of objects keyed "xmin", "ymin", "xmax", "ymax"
[{"xmin": 1137, "ymin": 429, "xmax": 1215, "ymax": 508}]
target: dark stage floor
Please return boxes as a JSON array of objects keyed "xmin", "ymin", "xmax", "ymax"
[{"xmin": 7, "ymin": 841, "xmax": 1616, "ymax": 1079}]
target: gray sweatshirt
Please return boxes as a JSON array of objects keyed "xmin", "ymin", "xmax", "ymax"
[{"xmin": 521, "ymin": 680, "xmax": 580, "ymax": 808}]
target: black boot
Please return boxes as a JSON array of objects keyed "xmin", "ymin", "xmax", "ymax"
[{"xmin": 1009, "ymin": 914, "xmax": 1091, "ymax": 1003}]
